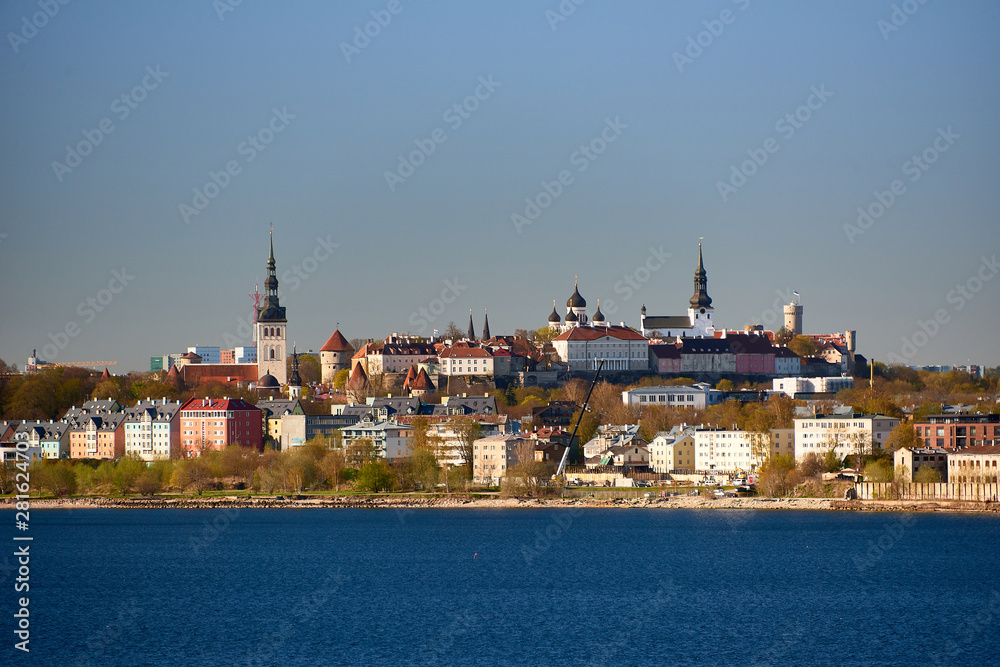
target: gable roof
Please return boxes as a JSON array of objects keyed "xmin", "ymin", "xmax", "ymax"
[{"xmin": 553, "ymin": 325, "xmax": 647, "ymax": 342}]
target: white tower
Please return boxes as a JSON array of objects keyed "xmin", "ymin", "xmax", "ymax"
[{"xmin": 256, "ymin": 232, "xmax": 288, "ymax": 385}]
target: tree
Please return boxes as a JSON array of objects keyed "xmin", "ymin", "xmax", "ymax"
[
  {"xmin": 862, "ymin": 459, "xmax": 894, "ymax": 483},
  {"xmin": 220, "ymin": 445, "xmax": 259, "ymax": 488},
  {"xmin": 569, "ymin": 409, "xmax": 600, "ymax": 463},
  {"xmin": 333, "ymin": 369, "xmax": 350, "ymax": 391},
  {"xmin": 533, "ymin": 327, "xmax": 558, "ymax": 344},
  {"xmin": 774, "ymin": 327, "xmax": 794, "ymax": 346},
  {"xmin": 788, "ymin": 335, "xmax": 819, "ymax": 359},
  {"xmin": 452, "ymin": 417, "xmax": 481, "ymax": 472},
  {"xmin": 886, "ymin": 423, "xmax": 919, "ymax": 453},
  {"xmin": 502, "ymin": 441, "xmax": 552, "ymax": 497},
  {"xmin": 356, "ymin": 460, "xmax": 394, "ymax": 492},
  {"xmin": 799, "ymin": 452, "xmax": 825, "ymax": 478},
  {"xmin": 443, "ymin": 321, "xmax": 464, "ymax": 341},
  {"xmin": 346, "ymin": 438, "xmax": 379, "ymax": 468},
  {"xmin": 135, "ymin": 468, "xmax": 164, "ymax": 496},
  {"xmin": 111, "ymin": 456, "xmax": 146, "ymax": 496},
  {"xmin": 822, "ymin": 447, "xmax": 842, "ymax": 473},
  {"xmin": 715, "ymin": 379, "xmax": 734, "ymax": 392},
  {"xmin": 35, "ymin": 461, "xmax": 78, "ymax": 496},
  {"xmin": 321, "ymin": 449, "xmax": 348, "ymax": 491},
  {"xmin": 756, "ymin": 454, "xmax": 798, "ymax": 497},
  {"xmin": 914, "ymin": 466, "xmax": 942, "ymax": 483},
  {"xmin": 172, "ymin": 458, "xmax": 214, "ymax": 494}
]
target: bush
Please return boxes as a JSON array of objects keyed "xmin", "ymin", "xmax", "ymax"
[
  {"xmin": 862, "ymin": 459, "xmax": 894, "ymax": 483},
  {"xmin": 913, "ymin": 466, "xmax": 942, "ymax": 483},
  {"xmin": 356, "ymin": 460, "xmax": 394, "ymax": 492}
]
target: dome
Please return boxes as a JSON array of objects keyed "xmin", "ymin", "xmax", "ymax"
[
  {"xmin": 257, "ymin": 373, "xmax": 279, "ymax": 388},
  {"xmin": 548, "ymin": 306, "xmax": 561, "ymax": 323},
  {"xmin": 565, "ymin": 309, "xmax": 579, "ymax": 322},
  {"xmin": 593, "ymin": 301, "xmax": 605, "ymax": 322},
  {"xmin": 566, "ymin": 282, "xmax": 586, "ymax": 308}
]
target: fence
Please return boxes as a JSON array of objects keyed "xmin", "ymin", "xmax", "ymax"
[{"xmin": 856, "ymin": 482, "xmax": 1000, "ymax": 501}]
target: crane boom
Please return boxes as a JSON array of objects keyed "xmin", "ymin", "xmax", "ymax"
[{"xmin": 556, "ymin": 359, "xmax": 604, "ymax": 477}]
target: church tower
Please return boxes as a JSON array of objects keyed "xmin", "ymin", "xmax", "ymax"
[
  {"xmin": 687, "ymin": 244, "xmax": 715, "ymax": 337},
  {"xmin": 256, "ymin": 232, "xmax": 288, "ymax": 385}
]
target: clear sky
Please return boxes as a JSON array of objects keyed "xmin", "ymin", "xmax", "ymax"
[{"xmin": 1, "ymin": 0, "xmax": 998, "ymax": 373}]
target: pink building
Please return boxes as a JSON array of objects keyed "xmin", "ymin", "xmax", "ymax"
[{"xmin": 179, "ymin": 397, "xmax": 263, "ymax": 457}]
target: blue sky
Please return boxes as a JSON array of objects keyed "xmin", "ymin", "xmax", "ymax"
[{"xmin": 1, "ymin": 0, "xmax": 998, "ymax": 372}]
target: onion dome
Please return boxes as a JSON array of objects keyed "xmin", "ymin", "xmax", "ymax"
[
  {"xmin": 548, "ymin": 300, "xmax": 561, "ymax": 323},
  {"xmin": 566, "ymin": 277, "xmax": 586, "ymax": 308},
  {"xmin": 593, "ymin": 300, "xmax": 606, "ymax": 323},
  {"xmin": 565, "ymin": 309, "xmax": 579, "ymax": 323}
]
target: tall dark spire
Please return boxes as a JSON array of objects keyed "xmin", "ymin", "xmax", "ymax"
[
  {"xmin": 467, "ymin": 309, "xmax": 476, "ymax": 340},
  {"xmin": 289, "ymin": 344, "xmax": 302, "ymax": 387},
  {"xmin": 689, "ymin": 243, "xmax": 712, "ymax": 309},
  {"xmin": 258, "ymin": 231, "xmax": 286, "ymax": 322},
  {"xmin": 482, "ymin": 309, "xmax": 491, "ymax": 341}
]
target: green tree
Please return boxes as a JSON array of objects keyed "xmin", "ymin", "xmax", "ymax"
[
  {"xmin": 569, "ymin": 409, "xmax": 600, "ymax": 463},
  {"xmin": 111, "ymin": 455, "xmax": 146, "ymax": 496},
  {"xmin": 823, "ymin": 447, "xmax": 842, "ymax": 473},
  {"xmin": 333, "ymin": 369, "xmax": 350, "ymax": 391},
  {"xmin": 774, "ymin": 327, "xmax": 794, "ymax": 346},
  {"xmin": 886, "ymin": 423, "xmax": 919, "ymax": 452},
  {"xmin": 135, "ymin": 468, "xmax": 164, "ymax": 495},
  {"xmin": 715, "ymin": 378, "xmax": 734, "ymax": 392},
  {"xmin": 862, "ymin": 459, "xmax": 894, "ymax": 483},
  {"xmin": 172, "ymin": 457, "xmax": 214, "ymax": 494},
  {"xmin": 788, "ymin": 335, "xmax": 819, "ymax": 359},
  {"xmin": 356, "ymin": 460, "xmax": 394, "ymax": 492},
  {"xmin": 756, "ymin": 454, "xmax": 798, "ymax": 497},
  {"xmin": 914, "ymin": 466, "xmax": 942, "ymax": 483}
]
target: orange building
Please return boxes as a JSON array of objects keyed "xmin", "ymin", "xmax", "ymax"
[{"xmin": 67, "ymin": 413, "xmax": 126, "ymax": 460}]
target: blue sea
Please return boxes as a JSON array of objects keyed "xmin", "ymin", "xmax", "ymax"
[{"xmin": 4, "ymin": 508, "xmax": 1000, "ymax": 666}]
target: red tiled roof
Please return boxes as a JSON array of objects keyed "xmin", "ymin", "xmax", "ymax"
[
  {"xmin": 347, "ymin": 364, "xmax": 368, "ymax": 390},
  {"xmin": 179, "ymin": 397, "xmax": 260, "ymax": 412},
  {"xmin": 410, "ymin": 368, "xmax": 436, "ymax": 392},
  {"xmin": 320, "ymin": 329, "xmax": 354, "ymax": 353},
  {"xmin": 439, "ymin": 346, "xmax": 492, "ymax": 359}
]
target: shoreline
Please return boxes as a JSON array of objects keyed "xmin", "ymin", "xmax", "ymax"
[{"xmin": 4, "ymin": 495, "xmax": 1000, "ymax": 513}]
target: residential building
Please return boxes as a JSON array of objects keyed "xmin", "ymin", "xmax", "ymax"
[
  {"xmin": 278, "ymin": 414, "xmax": 343, "ymax": 450},
  {"xmin": 552, "ymin": 325, "xmax": 649, "ymax": 372},
  {"xmin": 257, "ymin": 398, "xmax": 304, "ymax": 447},
  {"xmin": 431, "ymin": 395, "xmax": 498, "ymax": 416},
  {"xmin": 586, "ymin": 443, "xmax": 649, "ymax": 469},
  {"xmin": 439, "ymin": 343, "xmax": 494, "ymax": 377},
  {"xmin": 913, "ymin": 414, "xmax": 1000, "ymax": 450},
  {"xmin": 693, "ymin": 428, "xmax": 758, "ymax": 474},
  {"xmin": 15, "ymin": 421, "xmax": 69, "ymax": 459},
  {"xmin": 894, "ymin": 447, "xmax": 948, "ymax": 482},
  {"xmin": 472, "ymin": 434, "xmax": 531, "ymax": 485},
  {"xmin": 339, "ymin": 416, "xmax": 413, "ymax": 461},
  {"xmin": 622, "ymin": 383, "xmax": 724, "ymax": 410},
  {"xmin": 773, "ymin": 346, "xmax": 801, "ymax": 376},
  {"xmin": 648, "ymin": 429, "xmax": 696, "ymax": 473},
  {"xmin": 793, "ymin": 414, "xmax": 899, "ymax": 463},
  {"xmin": 723, "ymin": 332, "xmax": 776, "ymax": 375},
  {"xmin": 649, "ymin": 343, "xmax": 681, "ymax": 374},
  {"xmin": 178, "ymin": 397, "xmax": 262, "ymax": 457},
  {"xmin": 123, "ymin": 398, "xmax": 182, "ymax": 462},
  {"xmin": 947, "ymin": 445, "xmax": 1000, "ymax": 483},
  {"xmin": 356, "ymin": 336, "xmax": 437, "ymax": 374},
  {"xmin": 67, "ymin": 413, "xmax": 126, "ymax": 460},
  {"xmin": 531, "ymin": 401, "xmax": 578, "ymax": 430},
  {"xmin": 582, "ymin": 425, "xmax": 643, "ymax": 459}
]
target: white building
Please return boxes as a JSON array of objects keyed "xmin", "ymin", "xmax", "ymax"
[
  {"xmin": 622, "ymin": 383, "xmax": 724, "ymax": 410},
  {"xmin": 0, "ymin": 444, "xmax": 42, "ymax": 464},
  {"xmin": 339, "ymin": 417, "xmax": 413, "ymax": 461},
  {"xmin": 439, "ymin": 344, "xmax": 494, "ymax": 377},
  {"xmin": 793, "ymin": 414, "xmax": 899, "ymax": 463},
  {"xmin": 233, "ymin": 346, "xmax": 257, "ymax": 364},
  {"xmin": 553, "ymin": 325, "xmax": 649, "ymax": 372},
  {"xmin": 773, "ymin": 347, "xmax": 801, "ymax": 376},
  {"xmin": 693, "ymin": 427, "xmax": 796, "ymax": 473},
  {"xmin": 947, "ymin": 445, "xmax": 1000, "ymax": 484},
  {"xmin": 123, "ymin": 398, "xmax": 181, "ymax": 462},
  {"xmin": 772, "ymin": 376, "xmax": 853, "ymax": 397}
]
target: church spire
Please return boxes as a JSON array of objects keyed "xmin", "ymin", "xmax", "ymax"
[
  {"xmin": 467, "ymin": 309, "xmax": 476, "ymax": 341},
  {"xmin": 689, "ymin": 243, "xmax": 712, "ymax": 308},
  {"xmin": 289, "ymin": 344, "xmax": 302, "ymax": 388},
  {"xmin": 482, "ymin": 309, "xmax": 491, "ymax": 341}
]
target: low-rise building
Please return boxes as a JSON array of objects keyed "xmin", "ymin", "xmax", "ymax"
[
  {"xmin": 15, "ymin": 421, "xmax": 69, "ymax": 459},
  {"xmin": 439, "ymin": 343, "xmax": 494, "ymax": 377},
  {"xmin": 339, "ymin": 417, "xmax": 413, "ymax": 461},
  {"xmin": 279, "ymin": 414, "xmax": 343, "ymax": 450},
  {"xmin": 947, "ymin": 445, "xmax": 1000, "ymax": 483},
  {"xmin": 772, "ymin": 376, "xmax": 853, "ymax": 397},
  {"xmin": 472, "ymin": 433, "xmax": 530, "ymax": 485},
  {"xmin": 67, "ymin": 413, "xmax": 126, "ymax": 460},
  {"xmin": 648, "ymin": 429, "xmax": 696, "ymax": 473},
  {"xmin": 622, "ymin": 384, "xmax": 724, "ymax": 410},
  {"xmin": 552, "ymin": 325, "xmax": 650, "ymax": 373},
  {"xmin": 894, "ymin": 447, "xmax": 948, "ymax": 482}
]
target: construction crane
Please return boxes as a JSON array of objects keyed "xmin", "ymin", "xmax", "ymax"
[
  {"xmin": 53, "ymin": 361, "xmax": 119, "ymax": 368},
  {"xmin": 555, "ymin": 359, "xmax": 605, "ymax": 478}
]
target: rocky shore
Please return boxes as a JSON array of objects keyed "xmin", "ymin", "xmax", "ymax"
[{"xmin": 5, "ymin": 494, "xmax": 999, "ymax": 513}]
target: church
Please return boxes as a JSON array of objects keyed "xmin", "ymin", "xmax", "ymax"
[
  {"xmin": 256, "ymin": 233, "xmax": 288, "ymax": 387},
  {"xmin": 546, "ymin": 278, "xmax": 610, "ymax": 333},
  {"xmin": 639, "ymin": 244, "xmax": 716, "ymax": 339}
]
